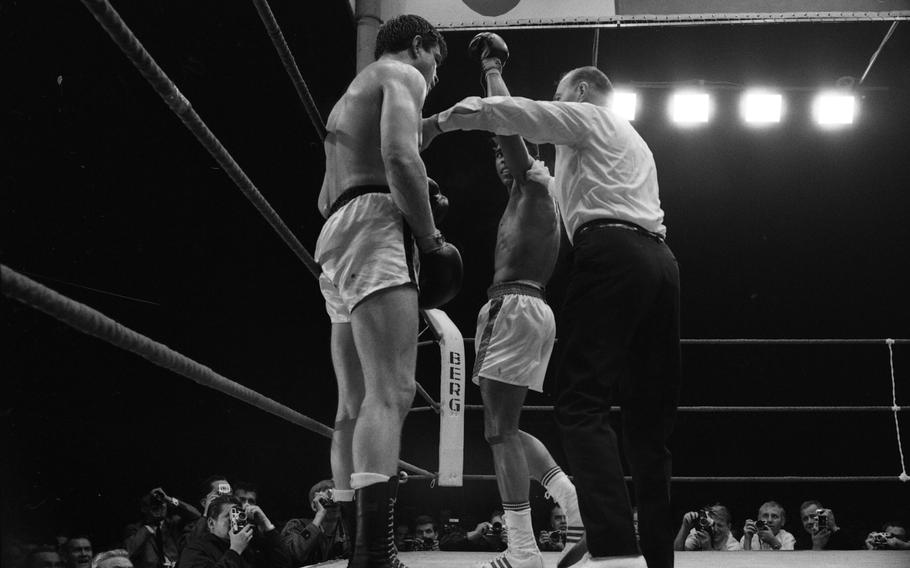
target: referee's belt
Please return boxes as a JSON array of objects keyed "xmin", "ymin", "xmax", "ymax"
[
  {"xmin": 328, "ymin": 185, "xmax": 391, "ymax": 217},
  {"xmin": 574, "ymin": 218, "xmax": 665, "ymax": 244}
]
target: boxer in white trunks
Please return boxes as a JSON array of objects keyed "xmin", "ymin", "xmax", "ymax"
[
  {"xmin": 463, "ymin": 33, "xmax": 586, "ymax": 568},
  {"xmin": 314, "ymin": 14, "xmax": 459, "ymax": 568}
]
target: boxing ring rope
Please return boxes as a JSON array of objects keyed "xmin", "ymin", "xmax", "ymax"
[
  {"xmin": 249, "ymin": 0, "xmax": 327, "ymax": 141},
  {"xmin": 411, "ymin": 335, "xmax": 909, "ymax": 484},
  {"xmin": 0, "ymin": 265, "xmax": 434, "ymax": 479},
  {"xmin": 78, "ymin": 0, "xmax": 322, "ymax": 279}
]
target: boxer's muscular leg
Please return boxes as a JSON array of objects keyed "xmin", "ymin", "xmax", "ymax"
[
  {"xmin": 520, "ymin": 430, "xmax": 557, "ymax": 481},
  {"xmin": 481, "ymin": 378, "xmax": 530, "ymax": 502},
  {"xmin": 350, "ymin": 285, "xmax": 419, "ymax": 475},
  {"xmin": 330, "ymin": 322, "xmax": 364, "ymax": 491}
]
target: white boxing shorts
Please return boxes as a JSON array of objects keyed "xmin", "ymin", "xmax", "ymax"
[
  {"xmin": 315, "ymin": 187, "xmax": 418, "ymax": 323},
  {"xmin": 472, "ymin": 280, "xmax": 555, "ymax": 392}
]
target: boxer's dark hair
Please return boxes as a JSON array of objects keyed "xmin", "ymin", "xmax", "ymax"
[
  {"xmin": 490, "ymin": 137, "xmax": 539, "ymax": 160},
  {"xmin": 564, "ymin": 66, "xmax": 613, "ymax": 95},
  {"xmin": 375, "ymin": 14, "xmax": 447, "ymax": 61}
]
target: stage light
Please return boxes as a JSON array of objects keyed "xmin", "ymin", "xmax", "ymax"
[
  {"xmin": 669, "ymin": 91, "xmax": 710, "ymax": 124},
  {"xmin": 741, "ymin": 90, "xmax": 782, "ymax": 124},
  {"xmin": 611, "ymin": 90, "xmax": 638, "ymax": 121},
  {"xmin": 813, "ymin": 92, "xmax": 856, "ymax": 126}
]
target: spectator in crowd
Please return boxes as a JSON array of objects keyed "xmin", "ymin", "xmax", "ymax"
[
  {"xmin": 537, "ymin": 505, "xmax": 567, "ymax": 552},
  {"xmin": 62, "ymin": 537, "xmax": 93, "ymax": 568},
  {"xmin": 91, "ymin": 549, "xmax": 132, "ymax": 568},
  {"xmin": 795, "ymin": 500, "xmax": 861, "ymax": 550},
  {"xmin": 438, "ymin": 510, "xmax": 507, "ymax": 552},
  {"xmin": 125, "ymin": 487, "xmax": 200, "ymax": 568},
  {"xmin": 232, "ymin": 484, "xmax": 257, "ymax": 510},
  {"xmin": 281, "ymin": 480, "xmax": 349, "ymax": 565},
  {"xmin": 25, "ymin": 545, "xmax": 64, "ymax": 568},
  {"xmin": 177, "ymin": 495, "xmax": 288, "ymax": 568},
  {"xmin": 478, "ymin": 510, "xmax": 509, "ymax": 553},
  {"xmin": 413, "ymin": 515, "xmax": 440, "ymax": 551},
  {"xmin": 741, "ymin": 501, "xmax": 795, "ymax": 551},
  {"xmin": 673, "ymin": 505, "xmax": 741, "ymax": 551},
  {"xmin": 394, "ymin": 522, "xmax": 414, "ymax": 552},
  {"xmin": 182, "ymin": 476, "xmax": 232, "ymax": 550},
  {"xmin": 865, "ymin": 521, "xmax": 910, "ymax": 550}
]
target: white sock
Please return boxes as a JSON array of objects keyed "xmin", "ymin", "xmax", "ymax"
[
  {"xmin": 503, "ymin": 502, "xmax": 538, "ymax": 552},
  {"xmin": 350, "ymin": 472, "xmax": 390, "ymax": 490},
  {"xmin": 541, "ymin": 466, "xmax": 582, "ymax": 529}
]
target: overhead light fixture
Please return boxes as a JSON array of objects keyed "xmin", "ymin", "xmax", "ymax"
[
  {"xmin": 813, "ymin": 92, "xmax": 856, "ymax": 126},
  {"xmin": 611, "ymin": 90, "xmax": 638, "ymax": 121},
  {"xmin": 669, "ymin": 91, "xmax": 710, "ymax": 124},
  {"xmin": 741, "ymin": 90, "xmax": 783, "ymax": 124}
]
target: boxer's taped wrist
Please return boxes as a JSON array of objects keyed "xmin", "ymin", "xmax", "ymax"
[
  {"xmin": 481, "ymin": 58, "xmax": 503, "ymax": 74},
  {"xmin": 416, "ymin": 230, "xmax": 444, "ymax": 253}
]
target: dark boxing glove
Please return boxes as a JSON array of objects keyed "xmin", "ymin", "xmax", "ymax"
[
  {"xmin": 416, "ymin": 232, "xmax": 463, "ymax": 309},
  {"xmin": 468, "ymin": 32, "xmax": 509, "ymax": 76},
  {"xmin": 427, "ymin": 177, "xmax": 449, "ymax": 225}
]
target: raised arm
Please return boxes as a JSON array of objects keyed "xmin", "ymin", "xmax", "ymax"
[
  {"xmin": 470, "ymin": 32, "xmax": 534, "ymax": 184},
  {"xmin": 379, "ymin": 64, "xmax": 436, "ymax": 245}
]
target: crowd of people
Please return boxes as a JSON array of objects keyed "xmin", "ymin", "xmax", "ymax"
[
  {"xmin": 4, "ymin": 476, "xmax": 908, "ymax": 568},
  {"xmin": 672, "ymin": 499, "xmax": 908, "ymax": 553}
]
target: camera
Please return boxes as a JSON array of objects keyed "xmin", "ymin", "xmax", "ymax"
[
  {"xmin": 696, "ymin": 509, "xmax": 715, "ymax": 537},
  {"xmin": 313, "ymin": 490, "xmax": 338, "ymax": 509},
  {"xmin": 754, "ymin": 519, "xmax": 768, "ymax": 530},
  {"xmin": 421, "ymin": 537, "xmax": 437, "ymax": 550},
  {"xmin": 483, "ymin": 521, "xmax": 503, "ymax": 536},
  {"xmin": 870, "ymin": 532, "xmax": 891, "ymax": 549},
  {"xmin": 814, "ymin": 509, "xmax": 828, "ymax": 533},
  {"xmin": 230, "ymin": 506, "xmax": 248, "ymax": 533},
  {"xmin": 441, "ymin": 518, "xmax": 461, "ymax": 535},
  {"xmin": 150, "ymin": 489, "xmax": 167, "ymax": 504},
  {"xmin": 548, "ymin": 530, "xmax": 567, "ymax": 546}
]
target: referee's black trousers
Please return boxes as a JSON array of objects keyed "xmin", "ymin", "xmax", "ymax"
[{"xmin": 555, "ymin": 225, "xmax": 681, "ymax": 568}]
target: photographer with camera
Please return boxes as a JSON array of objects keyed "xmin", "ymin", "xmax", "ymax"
[
  {"xmin": 537, "ymin": 505, "xmax": 567, "ymax": 552},
  {"xmin": 124, "ymin": 487, "xmax": 200, "ymax": 568},
  {"xmin": 673, "ymin": 505, "xmax": 741, "ymax": 551},
  {"xmin": 281, "ymin": 479, "xmax": 350, "ymax": 565},
  {"xmin": 741, "ymin": 501, "xmax": 795, "ymax": 551},
  {"xmin": 181, "ymin": 475, "xmax": 233, "ymax": 551},
  {"xmin": 412, "ymin": 515, "xmax": 441, "ymax": 551},
  {"xmin": 795, "ymin": 500, "xmax": 862, "ymax": 550},
  {"xmin": 864, "ymin": 521, "xmax": 910, "ymax": 550},
  {"xmin": 176, "ymin": 495, "xmax": 288, "ymax": 568}
]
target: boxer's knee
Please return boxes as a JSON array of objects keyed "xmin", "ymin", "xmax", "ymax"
[
  {"xmin": 364, "ymin": 375, "xmax": 416, "ymax": 415},
  {"xmin": 484, "ymin": 422, "xmax": 520, "ymax": 447}
]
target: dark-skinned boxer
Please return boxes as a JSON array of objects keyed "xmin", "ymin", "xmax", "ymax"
[{"xmin": 445, "ymin": 33, "xmax": 585, "ymax": 568}]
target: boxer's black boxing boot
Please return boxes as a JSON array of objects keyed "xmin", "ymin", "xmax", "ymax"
[
  {"xmin": 349, "ymin": 478, "xmax": 407, "ymax": 568},
  {"xmin": 340, "ymin": 500, "xmax": 357, "ymax": 558}
]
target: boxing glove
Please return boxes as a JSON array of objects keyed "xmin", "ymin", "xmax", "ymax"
[
  {"xmin": 468, "ymin": 32, "xmax": 509, "ymax": 75},
  {"xmin": 427, "ymin": 177, "xmax": 449, "ymax": 225},
  {"xmin": 416, "ymin": 232, "xmax": 463, "ymax": 309}
]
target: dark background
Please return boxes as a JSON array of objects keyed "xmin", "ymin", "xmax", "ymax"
[{"xmin": 3, "ymin": 0, "xmax": 909, "ymax": 550}]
